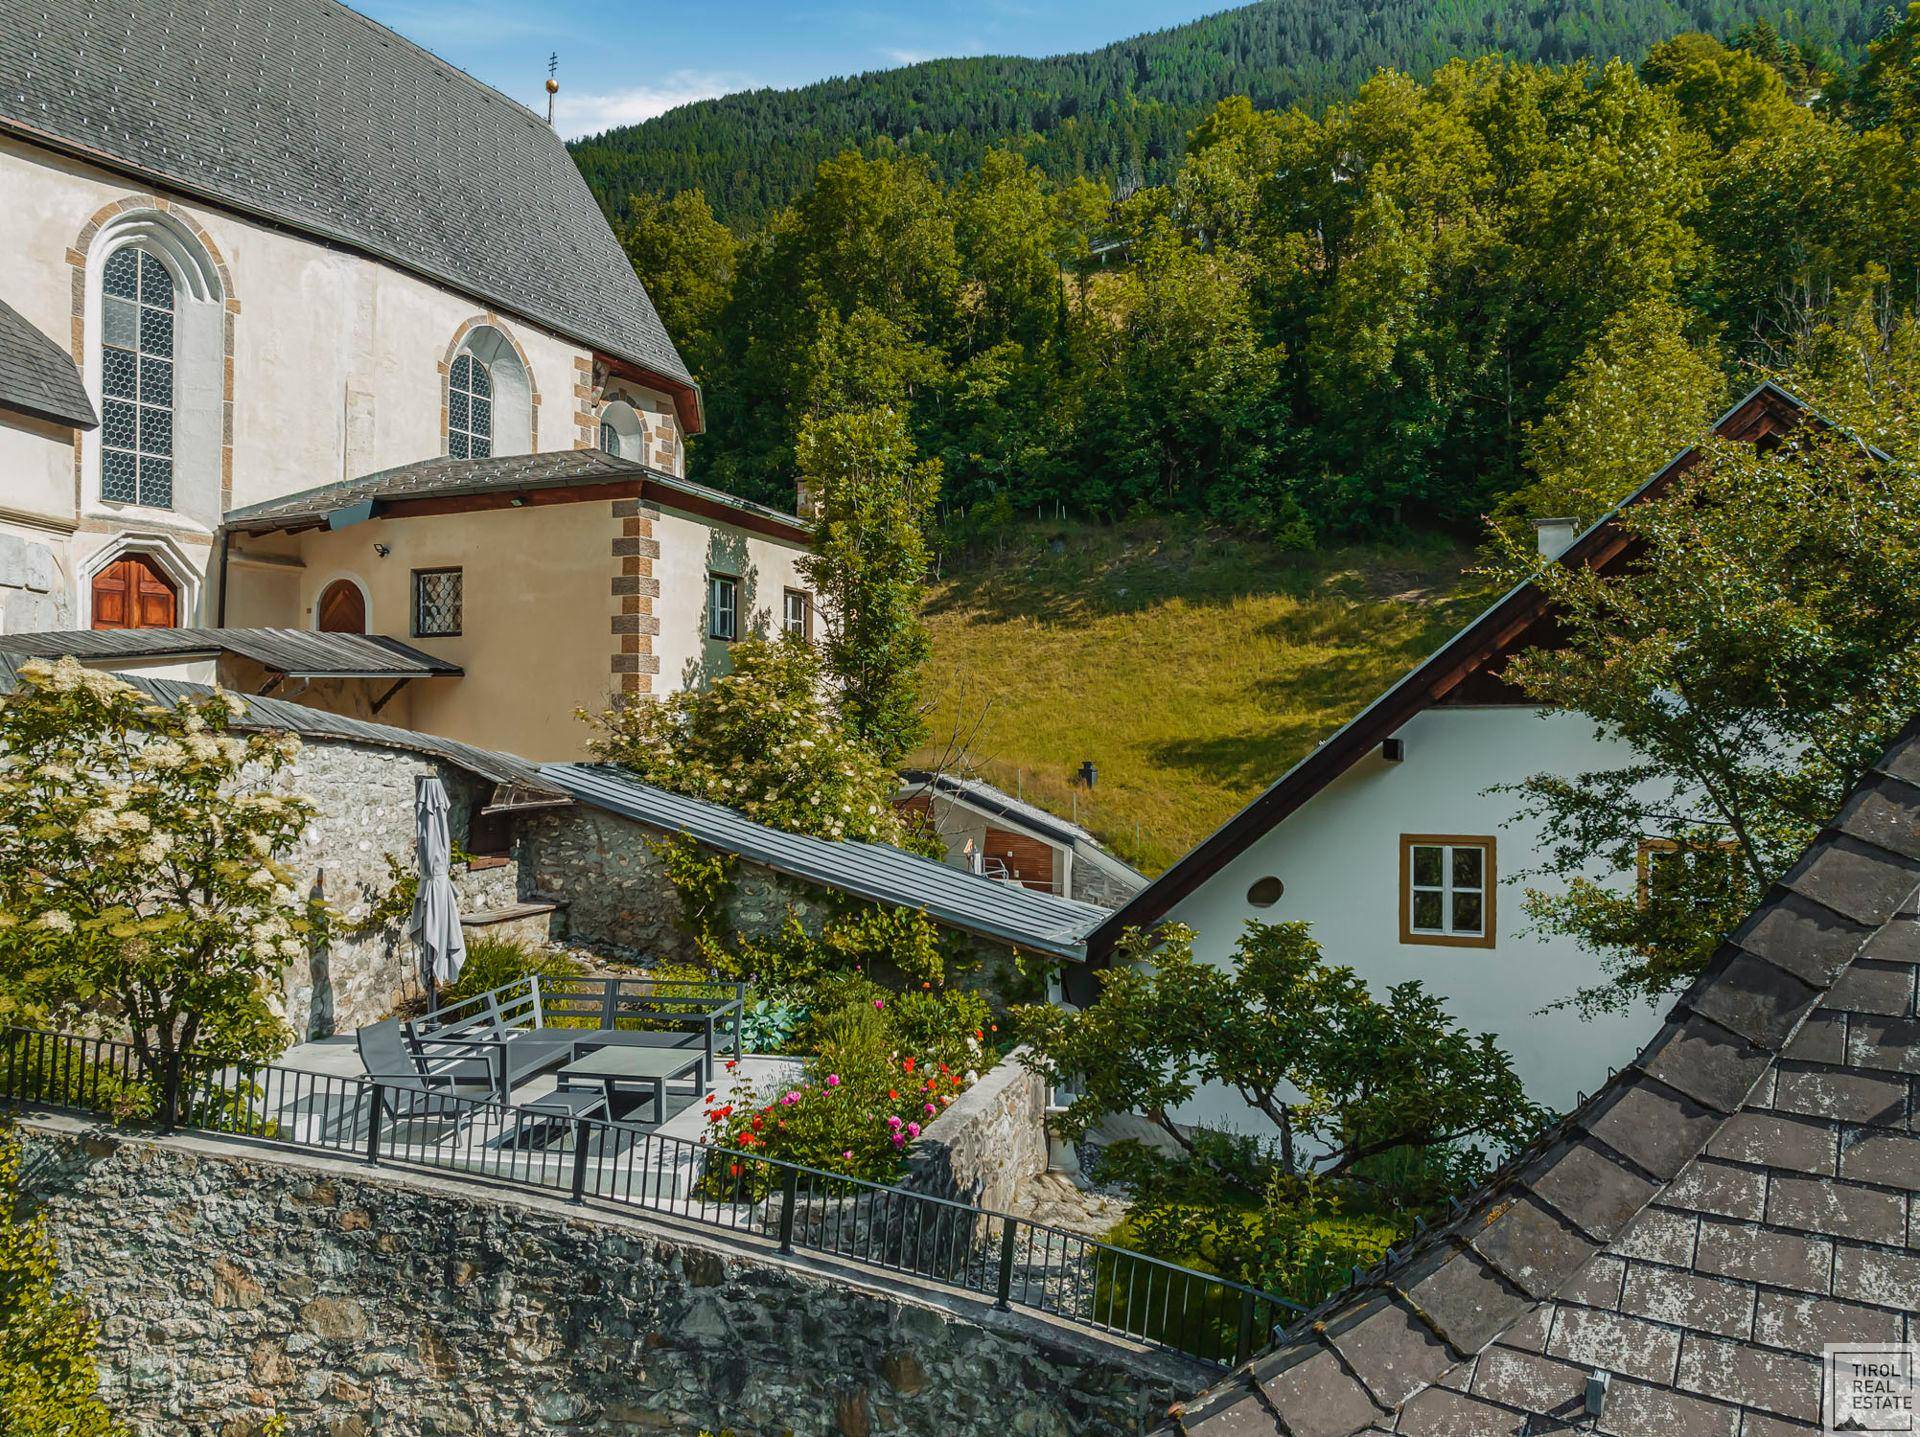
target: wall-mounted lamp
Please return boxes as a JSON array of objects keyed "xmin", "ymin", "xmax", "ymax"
[
  {"xmin": 1381, "ymin": 738, "xmax": 1405, "ymax": 763},
  {"xmin": 373, "ymin": 543, "xmax": 391, "ymax": 558}
]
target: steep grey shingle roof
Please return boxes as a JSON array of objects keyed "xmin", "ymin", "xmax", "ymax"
[
  {"xmin": 0, "ymin": 297, "xmax": 95, "ymax": 429},
  {"xmin": 1162, "ymin": 719, "xmax": 1920, "ymax": 1435},
  {"xmin": 1, "ymin": 0, "xmax": 691, "ymax": 393},
  {"xmin": 0, "ymin": 650, "xmax": 558, "ymax": 795},
  {"xmin": 543, "ymin": 763, "xmax": 1110, "ymax": 960},
  {"xmin": 0, "ymin": 627, "xmax": 460, "ymax": 678},
  {"xmin": 224, "ymin": 448, "xmax": 809, "ymax": 538}
]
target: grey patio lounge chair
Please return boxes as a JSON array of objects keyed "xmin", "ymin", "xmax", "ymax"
[{"xmin": 354, "ymin": 1018, "xmax": 497, "ymax": 1136}]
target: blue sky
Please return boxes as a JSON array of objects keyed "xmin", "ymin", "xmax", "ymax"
[{"xmin": 353, "ymin": 0, "xmax": 1229, "ymax": 138}]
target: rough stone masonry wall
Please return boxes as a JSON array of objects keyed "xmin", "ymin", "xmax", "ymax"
[
  {"xmin": 17, "ymin": 1118, "xmax": 1193, "ymax": 1437},
  {"xmin": 519, "ymin": 804, "xmax": 1026, "ymax": 993},
  {"xmin": 274, "ymin": 739, "xmax": 487, "ymax": 1040},
  {"xmin": 904, "ymin": 1044, "xmax": 1050, "ymax": 1215}
]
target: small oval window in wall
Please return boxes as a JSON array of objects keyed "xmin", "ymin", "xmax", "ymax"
[{"xmin": 1247, "ymin": 876, "xmax": 1285, "ymax": 908}]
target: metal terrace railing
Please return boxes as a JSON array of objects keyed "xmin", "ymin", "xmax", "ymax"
[{"xmin": 0, "ymin": 1026, "xmax": 1300, "ymax": 1366}]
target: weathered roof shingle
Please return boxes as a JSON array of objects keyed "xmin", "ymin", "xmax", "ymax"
[
  {"xmin": 1, "ymin": 626, "xmax": 460, "ymax": 678},
  {"xmin": 0, "ymin": 296, "xmax": 95, "ymax": 429}
]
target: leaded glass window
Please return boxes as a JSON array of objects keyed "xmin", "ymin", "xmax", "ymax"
[
  {"xmin": 412, "ymin": 568, "xmax": 463, "ymax": 637},
  {"xmin": 100, "ymin": 248, "xmax": 174, "ymax": 507},
  {"xmin": 448, "ymin": 352, "xmax": 492, "ymax": 459}
]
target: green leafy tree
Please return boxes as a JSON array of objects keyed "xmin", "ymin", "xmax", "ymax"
[
  {"xmin": 0, "ymin": 659, "xmax": 316, "ymax": 1087},
  {"xmin": 0, "ymin": 1125, "xmax": 123, "ymax": 1437},
  {"xmin": 584, "ymin": 636, "xmax": 906, "ymax": 845},
  {"xmin": 796, "ymin": 408, "xmax": 940, "ymax": 764},
  {"xmin": 1505, "ymin": 294, "xmax": 1725, "ymax": 527},
  {"xmin": 1019, "ymin": 922, "xmax": 1544, "ymax": 1181},
  {"xmin": 1642, "ymin": 32, "xmax": 1802, "ymax": 151},
  {"xmin": 1855, "ymin": 1, "xmax": 1920, "ymax": 135},
  {"xmin": 613, "ymin": 189, "xmax": 738, "ymax": 379},
  {"xmin": 1496, "ymin": 418, "xmax": 1920, "ymax": 1013}
]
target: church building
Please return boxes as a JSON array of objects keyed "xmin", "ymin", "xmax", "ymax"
[{"xmin": 0, "ymin": 0, "xmax": 813, "ymax": 757}]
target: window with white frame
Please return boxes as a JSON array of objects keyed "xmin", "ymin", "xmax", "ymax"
[
  {"xmin": 99, "ymin": 247, "xmax": 175, "ymax": 507},
  {"xmin": 783, "ymin": 588, "xmax": 813, "ymax": 640},
  {"xmin": 448, "ymin": 352, "xmax": 493, "ymax": 459},
  {"xmin": 709, "ymin": 573, "xmax": 738, "ymax": 641},
  {"xmin": 1401, "ymin": 835, "xmax": 1495, "ymax": 948}
]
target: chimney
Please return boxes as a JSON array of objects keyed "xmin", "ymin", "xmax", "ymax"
[{"xmin": 1533, "ymin": 517, "xmax": 1578, "ymax": 561}]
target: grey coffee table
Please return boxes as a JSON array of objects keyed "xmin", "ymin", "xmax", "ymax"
[{"xmin": 558, "ymin": 1044, "xmax": 706, "ymax": 1125}]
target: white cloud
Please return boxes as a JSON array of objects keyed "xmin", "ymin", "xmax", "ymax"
[
  {"xmin": 555, "ymin": 70, "xmax": 750, "ymax": 137},
  {"xmin": 881, "ymin": 47, "xmax": 935, "ymax": 65}
]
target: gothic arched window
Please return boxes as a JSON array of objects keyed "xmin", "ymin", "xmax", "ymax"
[{"xmin": 99, "ymin": 247, "xmax": 175, "ymax": 507}]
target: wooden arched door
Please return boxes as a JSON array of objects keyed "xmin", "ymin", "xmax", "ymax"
[
  {"xmin": 91, "ymin": 553, "xmax": 178, "ymax": 629},
  {"xmin": 316, "ymin": 579, "xmax": 367, "ymax": 634}
]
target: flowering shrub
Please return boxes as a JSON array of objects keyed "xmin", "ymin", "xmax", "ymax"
[
  {"xmin": 582, "ymin": 638, "xmax": 907, "ymax": 845},
  {"xmin": 0, "ymin": 658, "xmax": 317, "ymax": 1087}
]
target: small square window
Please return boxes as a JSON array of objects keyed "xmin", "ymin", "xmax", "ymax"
[
  {"xmin": 412, "ymin": 567, "xmax": 463, "ymax": 637},
  {"xmin": 1401, "ymin": 836, "xmax": 1495, "ymax": 948},
  {"xmin": 783, "ymin": 588, "xmax": 813, "ymax": 641},
  {"xmin": 709, "ymin": 573, "xmax": 738, "ymax": 642}
]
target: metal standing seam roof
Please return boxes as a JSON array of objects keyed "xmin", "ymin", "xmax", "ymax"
[
  {"xmin": 0, "ymin": 650, "xmax": 560, "ymax": 796},
  {"xmin": 543, "ymin": 763, "xmax": 1109, "ymax": 960},
  {"xmin": 0, "ymin": 296, "xmax": 95, "ymax": 429},
  {"xmin": 0, "ymin": 627, "xmax": 461, "ymax": 679},
  {"xmin": 899, "ymin": 769, "xmax": 1148, "ymax": 888},
  {"xmin": 0, "ymin": 0, "xmax": 694, "ymax": 403},
  {"xmin": 223, "ymin": 448, "xmax": 810, "ymax": 539}
]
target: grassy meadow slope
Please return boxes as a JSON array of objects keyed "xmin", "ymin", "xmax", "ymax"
[{"xmin": 913, "ymin": 521, "xmax": 1485, "ymax": 875}]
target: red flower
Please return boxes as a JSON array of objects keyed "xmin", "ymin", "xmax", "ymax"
[
  {"xmin": 888, "ymin": 1089, "xmax": 899, "ymax": 1100},
  {"xmin": 728, "ymin": 1163, "xmax": 742, "ymax": 1178},
  {"xmin": 902, "ymin": 1057, "xmax": 915, "ymax": 1073}
]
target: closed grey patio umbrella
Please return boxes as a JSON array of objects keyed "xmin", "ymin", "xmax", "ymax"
[{"xmin": 408, "ymin": 775, "xmax": 466, "ymax": 1014}]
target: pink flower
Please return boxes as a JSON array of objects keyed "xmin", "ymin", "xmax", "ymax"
[
  {"xmin": 923, "ymin": 1103, "xmax": 936, "ymax": 1115},
  {"xmin": 842, "ymin": 1150, "xmax": 853, "ymax": 1161},
  {"xmin": 891, "ymin": 1133, "xmax": 905, "ymax": 1148},
  {"xmin": 825, "ymin": 1074, "xmax": 840, "ymax": 1088},
  {"xmin": 873, "ymin": 999, "xmax": 885, "ymax": 1011},
  {"xmin": 887, "ymin": 1115, "xmax": 903, "ymax": 1129},
  {"xmin": 906, "ymin": 1122, "xmax": 921, "ymax": 1139},
  {"xmin": 780, "ymin": 1090, "xmax": 802, "ymax": 1106}
]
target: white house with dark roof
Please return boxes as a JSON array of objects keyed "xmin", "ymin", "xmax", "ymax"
[
  {"xmin": 0, "ymin": 0, "xmax": 816, "ymax": 756},
  {"xmin": 1079, "ymin": 384, "xmax": 1816, "ymax": 1122}
]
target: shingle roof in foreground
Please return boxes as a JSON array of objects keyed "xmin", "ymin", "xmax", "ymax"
[
  {"xmin": 0, "ymin": 650, "xmax": 557, "ymax": 797},
  {"xmin": 1, "ymin": 0, "xmax": 691, "ymax": 394},
  {"xmin": 224, "ymin": 449, "xmax": 809, "ymax": 538},
  {"xmin": 0, "ymin": 297, "xmax": 95, "ymax": 429},
  {"xmin": 1, "ymin": 627, "xmax": 460, "ymax": 679},
  {"xmin": 544, "ymin": 763, "xmax": 1111, "ymax": 961},
  {"xmin": 1161, "ymin": 720, "xmax": 1920, "ymax": 1435}
]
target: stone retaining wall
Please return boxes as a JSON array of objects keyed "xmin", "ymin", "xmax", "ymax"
[
  {"xmin": 17, "ymin": 1117, "xmax": 1194, "ymax": 1436},
  {"xmin": 903, "ymin": 1044, "xmax": 1049, "ymax": 1216}
]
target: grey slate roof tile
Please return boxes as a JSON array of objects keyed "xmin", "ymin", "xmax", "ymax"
[
  {"xmin": 1582, "ymin": 1079, "xmax": 1720, "ymax": 1181},
  {"xmin": 1467, "ymin": 1344, "xmax": 1589, "ymax": 1416},
  {"xmin": 1837, "ymin": 1127, "xmax": 1920, "ymax": 1190},
  {"xmin": 1731, "ymin": 891, "xmax": 1877, "ymax": 988},
  {"xmin": 1597, "ymin": 1379, "xmax": 1743, "ymax": 1437},
  {"xmin": 1779, "ymin": 835, "xmax": 1920, "ymax": 927},
  {"xmin": 1525, "ymin": 1141, "xmax": 1661, "ymax": 1242},
  {"xmin": 1617, "ymin": 1264, "xmax": 1755, "ymax": 1340},
  {"xmin": 0, "ymin": 297, "xmax": 95, "ymax": 428},
  {"xmin": 1692, "ymin": 1221, "xmax": 1833, "ymax": 1295},
  {"xmin": 1321, "ymin": 1297, "xmax": 1454, "ymax": 1409},
  {"xmin": 1556, "ymin": 1253, "xmax": 1626, "ymax": 1310},
  {"xmin": 1659, "ymin": 1159, "xmax": 1767, "ymax": 1221},
  {"xmin": 1825, "ymin": 959, "xmax": 1916, "ymax": 1015},
  {"xmin": 1252, "ymin": 1345, "xmax": 1386, "ymax": 1437},
  {"xmin": 1686, "ymin": 950, "xmax": 1823, "ymax": 1049},
  {"xmin": 1843, "ymin": 1014, "xmax": 1920, "ymax": 1074},
  {"xmin": 1781, "ymin": 1010, "xmax": 1847, "ymax": 1064},
  {"xmin": 1545, "ymin": 1304, "xmax": 1682, "ymax": 1385},
  {"xmin": 1173, "ymin": 1377, "xmax": 1275, "ymax": 1435},
  {"xmin": 1392, "ymin": 1244, "xmax": 1534, "ymax": 1358},
  {"xmin": 1637, "ymin": 1015, "xmax": 1773, "ymax": 1114},
  {"xmin": 1470, "ymin": 1196, "xmax": 1601, "ymax": 1299},
  {"xmin": 1763, "ymin": 1173, "xmax": 1906, "ymax": 1244},
  {"xmin": 1392, "ymin": 1384, "xmax": 1524, "ymax": 1436},
  {"xmin": 1674, "ymin": 1333, "xmax": 1823, "ymax": 1423},
  {"xmin": 1833, "ymin": 771, "xmax": 1920, "ymax": 859},
  {"xmin": 1857, "ymin": 909, "xmax": 1920, "ymax": 965},
  {"xmin": 2, "ymin": 0, "xmax": 692, "ymax": 391},
  {"xmin": 1772, "ymin": 1066, "xmax": 1907, "ymax": 1127},
  {"xmin": 1703, "ymin": 1110, "xmax": 1838, "ymax": 1173}
]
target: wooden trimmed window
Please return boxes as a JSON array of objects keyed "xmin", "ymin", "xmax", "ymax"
[
  {"xmin": 709, "ymin": 572, "xmax": 738, "ymax": 641},
  {"xmin": 783, "ymin": 587, "xmax": 813, "ymax": 641},
  {"xmin": 1400, "ymin": 835, "xmax": 1496, "ymax": 948},
  {"xmin": 1637, "ymin": 838, "xmax": 1740, "ymax": 909},
  {"xmin": 91, "ymin": 552, "xmax": 177, "ymax": 629},
  {"xmin": 411, "ymin": 567, "xmax": 463, "ymax": 637}
]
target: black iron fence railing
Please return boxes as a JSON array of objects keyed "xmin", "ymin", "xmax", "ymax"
[{"xmin": 0, "ymin": 1026, "xmax": 1300, "ymax": 1366}]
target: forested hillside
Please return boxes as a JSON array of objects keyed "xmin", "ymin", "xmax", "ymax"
[
  {"xmin": 609, "ymin": 16, "xmax": 1920, "ymax": 550},
  {"xmin": 571, "ymin": 0, "xmax": 1886, "ymax": 227}
]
